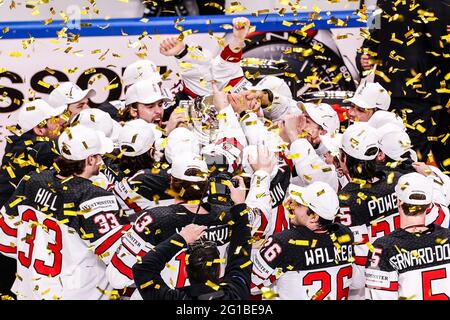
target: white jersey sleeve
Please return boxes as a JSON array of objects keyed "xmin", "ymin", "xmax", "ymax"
[
  {"xmin": 288, "ymin": 138, "xmax": 338, "ymax": 190},
  {"xmin": 245, "ymin": 170, "xmax": 275, "ymax": 239},
  {"xmin": 0, "ymin": 206, "xmax": 18, "ymax": 259}
]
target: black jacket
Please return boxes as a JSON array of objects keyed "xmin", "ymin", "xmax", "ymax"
[
  {"xmin": 0, "ymin": 131, "xmax": 57, "ymax": 207},
  {"xmin": 356, "ymin": 0, "xmax": 449, "ymax": 104},
  {"xmin": 132, "ymin": 203, "xmax": 252, "ymax": 300}
]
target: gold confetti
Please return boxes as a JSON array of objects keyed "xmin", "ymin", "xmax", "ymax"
[
  {"xmin": 170, "ymin": 239, "xmax": 184, "ymax": 247},
  {"xmin": 205, "ymin": 280, "xmax": 220, "ymax": 291},
  {"xmin": 288, "ymin": 239, "xmax": 309, "ymax": 246},
  {"xmin": 139, "ymin": 280, "xmax": 154, "ymax": 289}
]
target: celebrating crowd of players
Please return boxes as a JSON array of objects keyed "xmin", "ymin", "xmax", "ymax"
[{"xmin": 0, "ymin": 16, "xmax": 450, "ymax": 300}]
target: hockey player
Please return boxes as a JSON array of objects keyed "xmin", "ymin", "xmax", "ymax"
[
  {"xmin": 251, "ymin": 181, "xmax": 356, "ymax": 299},
  {"xmin": 48, "ymin": 82, "xmax": 96, "ymax": 120},
  {"xmin": 0, "ymin": 125, "xmax": 130, "ymax": 299},
  {"xmin": 0, "ymin": 99, "xmax": 67, "ymax": 296},
  {"xmin": 106, "ymin": 155, "xmax": 238, "ymax": 298},
  {"xmin": 159, "ymin": 17, "xmax": 252, "ymax": 99},
  {"xmin": 133, "ymin": 193, "xmax": 252, "ymax": 300},
  {"xmin": 336, "ymin": 122, "xmax": 402, "ymax": 299},
  {"xmin": 366, "ymin": 172, "xmax": 450, "ymax": 300},
  {"xmin": 0, "ymin": 99, "xmax": 66, "ymax": 207},
  {"xmin": 344, "ymin": 82, "xmax": 391, "ymax": 123},
  {"xmin": 98, "ymin": 59, "xmax": 165, "ymax": 121},
  {"xmin": 112, "ymin": 124, "xmax": 191, "ymax": 217}
]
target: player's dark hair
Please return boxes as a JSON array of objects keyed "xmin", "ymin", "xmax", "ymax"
[
  {"xmin": 401, "ymin": 194, "xmax": 430, "ymax": 216},
  {"xmin": 118, "ymin": 103, "xmax": 138, "ymax": 122},
  {"xmin": 306, "ymin": 207, "xmax": 334, "ymax": 231},
  {"xmin": 383, "ymin": 151, "xmax": 414, "ymax": 165},
  {"xmin": 342, "ymin": 152, "xmax": 377, "ymax": 180},
  {"xmin": 54, "ymin": 155, "xmax": 86, "ymax": 177},
  {"xmin": 118, "ymin": 149, "xmax": 155, "ymax": 176},
  {"xmin": 170, "ymin": 168, "xmax": 208, "ymax": 201},
  {"xmin": 186, "ymin": 240, "xmax": 220, "ymax": 285}
]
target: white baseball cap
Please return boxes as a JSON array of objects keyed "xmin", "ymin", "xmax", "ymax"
[
  {"xmin": 165, "ymin": 127, "xmax": 200, "ymax": 164},
  {"xmin": 169, "ymin": 155, "xmax": 209, "ymax": 182},
  {"xmin": 72, "ymin": 108, "xmax": 122, "ymax": 143},
  {"xmin": 345, "ymin": 82, "xmax": 390, "ymax": 111},
  {"xmin": 321, "ymin": 133, "xmax": 343, "ymax": 157},
  {"xmin": 123, "ymin": 60, "xmax": 162, "ymax": 87},
  {"xmin": 368, "ymin": 110, "xmax": 404, "ymax": 130},
  {"xmin": 302, "ymin": 102, "xmax": 340, "ymax": 134},
  {"xmin": 118, "ymin": 119, "xmax": 155, "ymax": 157},
  {"xmin": 58, "ymin": 125, "xmax": 114, "ymax": 161},
  {"xmin": 341, "ymin": 122, "xmax": 379, "ymax": 160},
  {"xmin": 17, "ymin": 99, "xmax": 66, "ymax": 132},
  {"xmin": 377, "ymin": 123, "xmax": 414, "ymax": 161},
  {"xmin": 252, "ymin": 75, "xmax": 292, "ymax": 99},
  {"xmin": 287, "ymin": 181, "xmax": 339, "ymax": 221},
  {"xmin": 395, "ymin": 172, "xmax": 433, "ymax": 205},
  {"xmin": 125, "ymin": 80, "xmax": 171, "ymax": 106},
  {"xmin": 48, "ymin": 82, "xmax": 96, "ymax": 108}
]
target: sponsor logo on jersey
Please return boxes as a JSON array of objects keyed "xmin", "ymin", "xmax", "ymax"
[
  {"xmin": 365, "ymin": 268, "xmax": 392, "ymax": 288},
  {"xmin": 80, "ymin": 195, "xmax": 119, "ymax": 218}
]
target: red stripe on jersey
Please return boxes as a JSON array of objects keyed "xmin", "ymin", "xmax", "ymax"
[
  {"xmin": 220, "ymin": 45, "xmax": 242, "ymax": 62},
  {"xmin": 216, "ymin": 137, "xmax": 244, "ymax": 152},
  {"xmin": 274, "ymin": 204, "xmax": 288, "ymax": 234},
  {"xmin": 121, "ymin": 239, "xmax": 147, "ymax": 258},
  {"xmin": 278, "ymin": 152, "xmax": 294, "ymax": 171},
  {"xmin": 427, "ymin": 204, "xmax": 446, "ymax": 226},
  {"xmin": 354, "ymin": 256, "xmax": 368, "ymax": 266},
  {"xmin": 95, "ymin": 225, "xmax": 131, "ymax": 256},
  {"xmin": 355, "ymin": 234, "xmax": 370, "ymax": 245},
  {"xmin": 367, "ymin": 281, "xmax": 398, "ymax": 292},
  {"xmin": 124, "ymin": 197, "xmax": 143, "ymax": 214},
  {"xmin": 0, "ymin": 215, "xmax": 17, "ymax": 237},
  {"xmin": 226, "ymin": 76, "xmax": 245, "ymax": 88},
  {"xmin": 111, "ymin": 254, "xmax": 133, "ymax": 280},
  {"xmin": 182, "ymin": 83, "xmax": 199, "ymax": 99},
  {"xmin": 254, "ymin": 212, "xmax": 268, "ymax": 240},
  {"xmin": 0, "ymin": 244, "xmax": 16, "ymax": 254}
]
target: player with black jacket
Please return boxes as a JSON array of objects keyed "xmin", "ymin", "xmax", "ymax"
[
  {"xmin": 133, "ymin": 200, "xmax": 252, "ymax": 300},
  {"xmin": 107, "ymin": 155, "xmax": 241, "ymax": 298},
  {"xmin": 335, "ymin": 122, "xmax": 401, "ymax": 299},
  {"xmin": 366, "ymin": 172, "xmax": 450, "ymax": 300},
  {"xmin": 0, "ymin": 125, "xmax": 130, "ymax": 299}
]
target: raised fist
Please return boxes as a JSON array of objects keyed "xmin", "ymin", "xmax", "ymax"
[{"xmin": 160, "ymin": 37, "xmax": 186, "ymax": 57}]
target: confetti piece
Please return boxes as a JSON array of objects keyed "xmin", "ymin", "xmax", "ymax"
[
  {"xmin": 205, "ymin": 280, "xmax": 220, "ymax": 291},
  {"xmin": 288, "ymin": 239, "xmax": 309, "ymax": 246},
  {"xmin": 139, "ymin": 280, "xmax": 153, "ymax": 289},
  {"xmin": 170, "ymin": 239, "xmax": 184, "ymax": 247}
]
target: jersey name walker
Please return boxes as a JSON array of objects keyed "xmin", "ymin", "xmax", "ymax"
[{"xmin": 251, "ymin": 223, "xmax": 355, "ymax": 299}]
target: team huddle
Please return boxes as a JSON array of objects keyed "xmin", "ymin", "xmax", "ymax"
[{"xmin": 0, "ymin": 17, "xmax": 449, "ymax": 300}]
